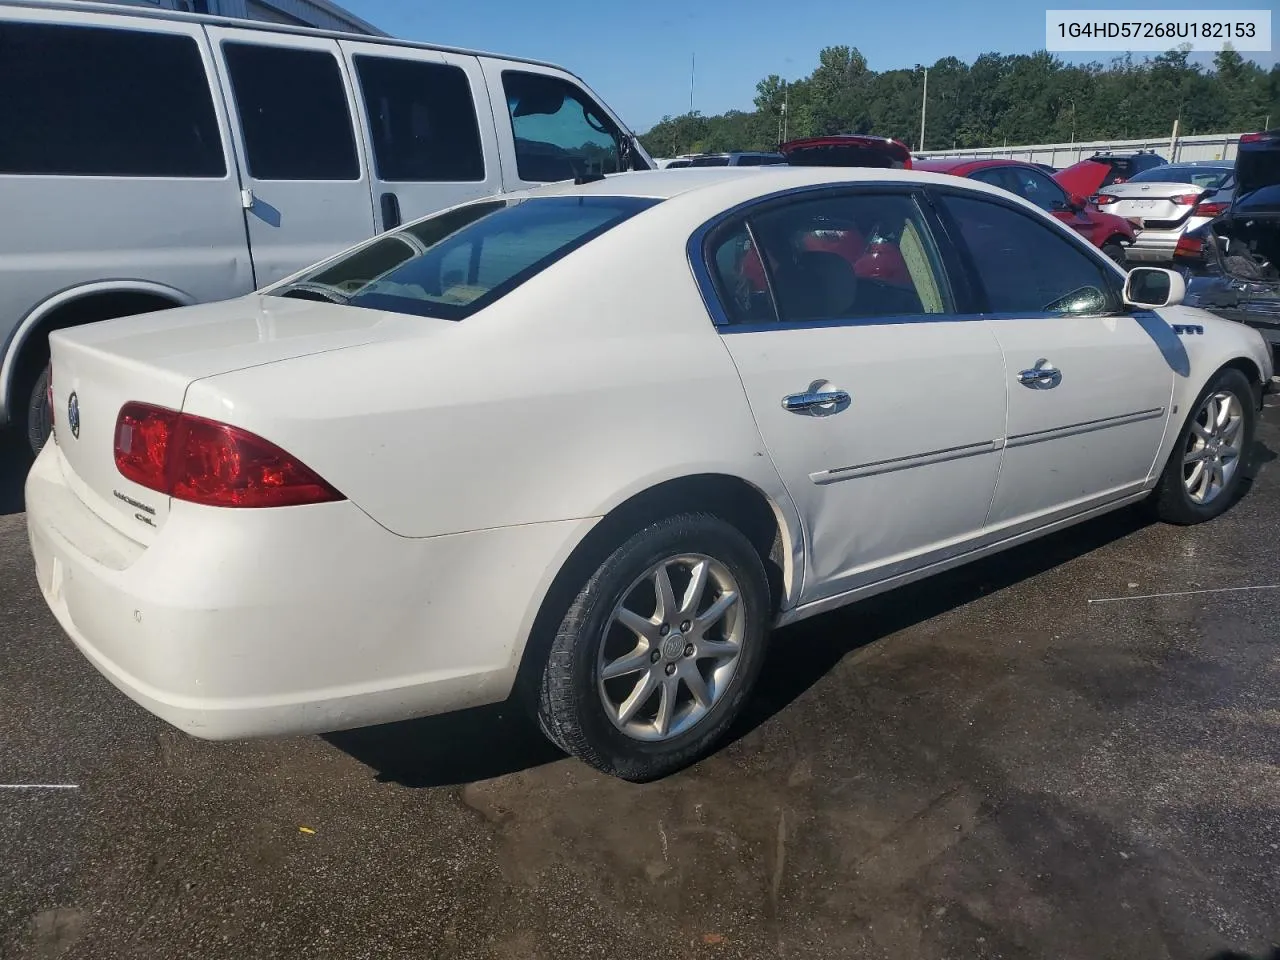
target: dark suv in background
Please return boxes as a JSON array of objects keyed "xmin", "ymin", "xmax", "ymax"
[{"xmin": 1180, "ymin": 131, "xmax": 1280, "ymax": 349}]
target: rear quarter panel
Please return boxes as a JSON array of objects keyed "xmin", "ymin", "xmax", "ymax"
[{"xmin": 179, "ymin": 205, "xmax": 794, "ymax": 542}]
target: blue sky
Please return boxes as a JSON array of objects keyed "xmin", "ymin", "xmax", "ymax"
[{"xmin": 347, "ymin": 0, "xmax": 1277, "ymax": 132}]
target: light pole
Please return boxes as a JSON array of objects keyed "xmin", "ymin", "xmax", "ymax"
[{"xmin": 1065, "ymin": 97, "xmax": 1076, "ymax": 145}]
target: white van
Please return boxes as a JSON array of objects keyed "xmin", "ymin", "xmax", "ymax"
[{"xmin": 0, "ymin": 0, "xmax": 654, "ymax": 452}]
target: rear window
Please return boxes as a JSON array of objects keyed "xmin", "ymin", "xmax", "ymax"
[
  {"xmin": 0, "ymin": 22, "xmax": 224, "ymax": 177},
  {"xmin": 1128, "ymin": 165, "xmax": 1233, "ymax": 188},
  {"xmin": 270, "ymin": 195, "xmax": 659, "ymax": 319}
]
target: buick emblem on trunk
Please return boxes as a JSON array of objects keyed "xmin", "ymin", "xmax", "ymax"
[{"xmin": 67, "ymin": 391, "xmax": 80, "ymax": 440}]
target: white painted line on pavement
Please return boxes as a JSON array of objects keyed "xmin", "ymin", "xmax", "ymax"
[
  {"xmin": 1089, "ymin": 584, "xmax": 1280, "ymax": 604},
  {"xmin": 0, "ymin": 784, "xmax": 80, "ymax": 790}
]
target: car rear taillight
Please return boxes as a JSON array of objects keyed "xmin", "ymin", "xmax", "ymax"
[
  {"xmin": 1192, "ymin": 200, "xmax": 1228, "ymax": 217},
  {"xmin": 1174, "ymin": 235, "xmax": 1204, "ymax": 257},
  {"xmin": 1240, "ymin": 132, "xmax": 1264, "ymax": 142},
  {"xmin": 1095, "ymin": 194, "xmax": 1118, "ymax": 206},
  {"xmin": 1170, "ymin": 193, "xmax": 1201, "ymax": 206},
  {"xmin": 114, "ymin": 402, "xmax": 344, "ymax": 508}
]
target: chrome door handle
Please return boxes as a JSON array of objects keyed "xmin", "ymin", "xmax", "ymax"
[
  {"xmin": 1018, "ymin": 360, "xmax": 1061, "ymax": 388},
  {"xmin": 781, "ymin": 389, "xmax": 850, "ymax": 412}
]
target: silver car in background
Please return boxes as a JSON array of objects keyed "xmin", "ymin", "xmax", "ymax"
[{"xmin": 1095, "ymin": 162, "xmax": 1235, "ymax": 263}]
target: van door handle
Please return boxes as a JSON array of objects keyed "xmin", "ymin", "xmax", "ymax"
[{"xmin": 380, "ymin": 192, "xmax": 401, "ymax": 231}]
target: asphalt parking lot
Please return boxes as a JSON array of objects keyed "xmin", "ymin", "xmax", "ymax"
[{"xmin": 2, "ymin": 406, "xmax": 1280, "ymax": 960}]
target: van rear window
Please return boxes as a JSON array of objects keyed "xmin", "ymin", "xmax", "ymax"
[
  {"xmin": 0, "ymin": 22, "xmax": 224, "ymax": 178},
  {"xmin": 270, "ymin": 195, "xmax": 660, "ymax": 319}
]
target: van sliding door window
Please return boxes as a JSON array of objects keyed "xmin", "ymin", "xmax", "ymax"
[
  {"xmin": 222, "ymin": 43, "xmax": 360, "ymax": 181},
  {"xmin": 500, "ymin": 71, "xmax": 622, "ymax": 182},
  {"xmin": 353, "ymin": 56, "xmax": 485, "ymax": 182},
  {"xmin": 0, "ymin": 22, "xmax": 224, "ymax": 177}
]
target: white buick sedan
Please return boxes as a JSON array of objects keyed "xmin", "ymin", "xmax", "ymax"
[{"xmin": 27, "ymin": 167, "xmax": 1274, "ymax": 781}]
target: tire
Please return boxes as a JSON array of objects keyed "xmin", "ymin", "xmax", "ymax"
[
  {"xmin": 25, "ymin": 365, "xmax": 52, "ymax": 457},
  {"xmin": 1103, "ymin": 241, "xmax": 1128, "ymax": 270},
  {"xmin": 535, "ymin": 512, "xmax": 770, "ymax": 781},
  {"xmin": 1150, "ymin": 367, "xmax": 1256, "ymax": 525}
]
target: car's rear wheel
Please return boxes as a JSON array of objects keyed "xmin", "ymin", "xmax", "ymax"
[
  {"xmin": 25, "ymin": 365, "xmax": 53, "ymax": 456},
  {"xmin": 1151, "ymin": 367, "xmax": 1256, "ymax": 524},
  {"xmin": 535, "ymin": 513, "xmax": 769, "ymax": 781}
]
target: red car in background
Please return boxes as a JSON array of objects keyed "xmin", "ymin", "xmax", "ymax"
[{"xmin": 914, "ymin": 157, "xmax": 1136, "ymax": 265}]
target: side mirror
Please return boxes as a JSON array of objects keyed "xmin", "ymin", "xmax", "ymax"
[
  {"xmin": 1068, "ymin": 193, "xmax": 1088, "ymax": 212},
  {"xmin": 1124, "ymin": 266, "xmax": 1186, "ymax": 308}
]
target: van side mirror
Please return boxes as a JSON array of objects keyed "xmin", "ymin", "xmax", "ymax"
[{"xmin": 1124, "ymin": 266, "xmax": 1186, "ymax": 308}]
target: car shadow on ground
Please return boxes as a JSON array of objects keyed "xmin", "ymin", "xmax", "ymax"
[
  {"xmin": 0, "ymin": 441, "xmax": 31, "ymax": 516},
  {"xmin": 328, "ymin": 504, "xmax": 1157, "ymax": 789},
  {"xmin": 329, "ymin": 433, "xmax": 1278, "ymax": 789}
]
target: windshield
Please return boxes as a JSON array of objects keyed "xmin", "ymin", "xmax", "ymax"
[
  {"xmin": 270, "ymin": 195, "xmax": 660, "ymax": 320},
  {"xmin": 1128, "ymin": 165, "xmax": 1233, "ymax": 188}
]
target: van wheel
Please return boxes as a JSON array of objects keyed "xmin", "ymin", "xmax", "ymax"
[
  {"xmin": 1151, "ymin": 367, "xmax": 1256, "ymax": 524},
  {"xmin": 1103, "ymin": 241, "xmax": 1128, "ymax": 269},
  {"xmin": 25, "ymin": 366, "xmax": 52, "ymax": 456},
  {"xmin": 535, "ymin": 513, "xmax": 769, "ymax": 781}
]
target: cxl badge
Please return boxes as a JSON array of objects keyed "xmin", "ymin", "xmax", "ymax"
[{"xmin": 67, "ymin": 391, "xmax": 80, "ymax": 440}]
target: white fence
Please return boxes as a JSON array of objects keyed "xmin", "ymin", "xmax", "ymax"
[{"xmin": 916, "ymin": 132, "xmax": 1249, "ymax": 166}]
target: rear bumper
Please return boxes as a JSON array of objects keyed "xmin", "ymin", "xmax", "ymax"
[
  {"xmin": 1123, "ymin": 217, "xmax": 1211, "ymax": 262},
  {"xmin": 25, "ymin": 442, "xmax": 591, "ymax": 740},
  {"xmin": 1124, "ymin": 228, "xmax": 1183, "ymax": 261}
]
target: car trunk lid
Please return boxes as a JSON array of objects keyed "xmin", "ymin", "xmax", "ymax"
[
  {"xmin": 47, "ymin": 295, "xmax": 402, "ymax": 540},
  {"xmin": 1096, "ymin": 181, "xmax": 1206, "ymax": 227},
  {"xmin": 1236, "ymin": 131, "xmax": 1280, "ymax": 198},
  {"xmin": 779, "ymin": 135, "xmax": 912, "ymax": 169}
]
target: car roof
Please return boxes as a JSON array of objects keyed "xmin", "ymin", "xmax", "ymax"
[
  {"xmin": 913, "ymin": 157, "xmax": 1038, "ymax": 175},
  {"xmin": 512, "ymin": 166, "xmax": 1047, "ymax": 207},
  {"xmin": 2, "ymin": 0, "xmax": 570, "ymax": 71}
]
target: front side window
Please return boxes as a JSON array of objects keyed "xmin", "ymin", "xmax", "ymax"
[
  {"xmin": 354, "ymin": 55, "xmax": 484, "ymax": 182},
  {"xmin": 502, "ymin": 71, "xmax": 622, "ymax": 182},
  {"xmin": 941, "ymin": 193, "xmax": 1120, "ymax": 316},
  {"xmin": 223, "ymin": 42, "xmax": 359, "ymax": 181},
  {"xmin": 0, "ymin": 22, "xmax": 224, "ymax": 177},
  {"xmin": 708, "ymin": 192, "xmax": 951, "ymax": 325},
  {"xmin": 271, "ymin": 195, "xmax": 659, "ymax": 319}
]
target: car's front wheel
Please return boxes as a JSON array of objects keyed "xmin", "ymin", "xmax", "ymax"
[
  {"xmin": 1151, "ymin": 367, "xmax": 1257, "ymax": 524},
  {"xmin": 1103, "ymin": 240, "xmax": 1128, "ymax": 269},
  {"xmin": 535, "ymin": 513, "xmax": 770, "ymax": 781}
]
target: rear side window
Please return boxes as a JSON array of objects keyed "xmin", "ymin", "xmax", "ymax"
[
  {"xmin": 941, "ymin": 193, "xmax": 1119, "ymax": 316},
  {"xmin": 0, "ymin": 22, "xmax": 224, "ymax": 177},
  {"xmin": 272, "ymin": 195, "xmax": 659, "ymax": 319},
  {"xmin": 1128, "ymin": 165, "xmax": 1233, "ymax": 188},
  {"xmin": 708, "ymin": 192, "xmax": 951, "ymax": 325},
  {"xmin": 502, "ymin": 71, "xmax": 622, "ymax": 182},
  {"xmin": 223, "ymin": 42, "xmax": 359, "ymax": 181},
  {"xmin": 354, "ymin": 55, "xmax": 484, "ymax": 182}
]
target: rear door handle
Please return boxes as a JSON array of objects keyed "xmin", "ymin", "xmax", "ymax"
[
  {"xmin": 1018, "ymin": 360, "xmax": 1061, "ymax": 388},
  {"xmin": 782, "ymin": 389, "xmax": 850, "ymax": 412},
  {"xmin": 380, "ymin": 192, "xmax": 401, "ymax": 231}
]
